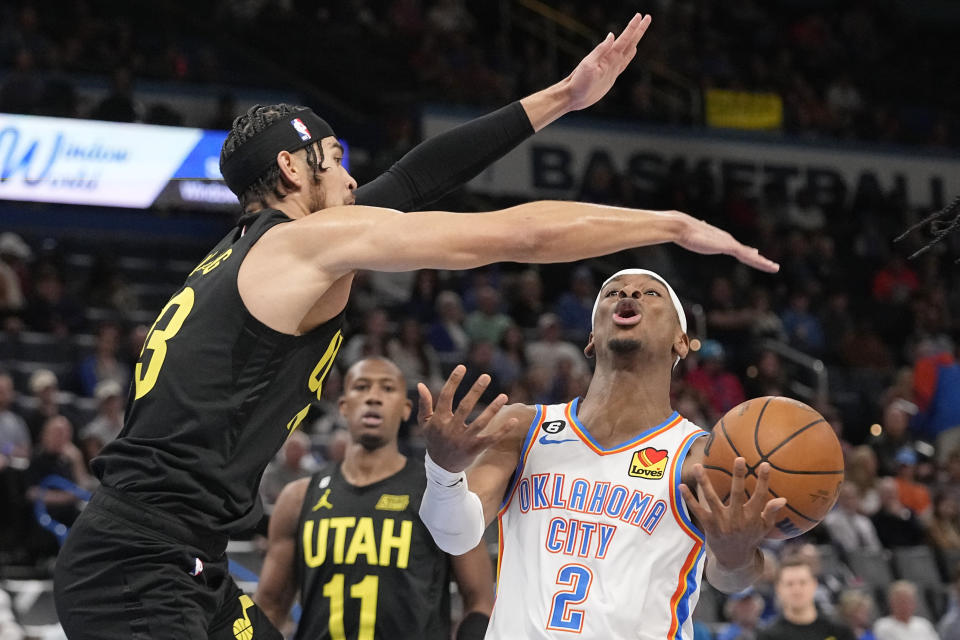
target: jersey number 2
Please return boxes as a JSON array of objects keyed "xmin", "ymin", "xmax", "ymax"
[
  {"xmin": 547, "ymin": 564, "xmax": 593, "ymax": 633},
  {"xmin": 323, "ymin": 573, "xmax": 378, "ymax": 640},
  {"xmin": 134, "ymin": 287, "xmax": 195, "ymax": 399}
]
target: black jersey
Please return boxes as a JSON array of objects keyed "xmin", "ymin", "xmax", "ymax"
[
  {"xmin": 295, "ymin": 459, "xmax": 451, "ymax": 640},
  {"xmin": 92, "ymin": 209, "xmax": 344, "ymax": 535}
]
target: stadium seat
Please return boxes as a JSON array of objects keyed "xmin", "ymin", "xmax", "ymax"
[
  {"xmin": 846, "ymin": 548, "xmax": 894, "ymax": 589},
  {"xmin": 892, "ymin": 546, "xmax": 943, "ymax": 589}
]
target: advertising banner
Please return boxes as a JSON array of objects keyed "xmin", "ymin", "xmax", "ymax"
[{"xmin": 423, "ymin": 109, "xmax": 960, "ymax": 212}]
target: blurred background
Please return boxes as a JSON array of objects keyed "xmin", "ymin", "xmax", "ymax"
[{"xmin": 1, "ymin": 0, "xmax": 960, "ymax": 638}]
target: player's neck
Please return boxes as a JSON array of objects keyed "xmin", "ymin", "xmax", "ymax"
[
  {"xmin": 783, "ymin": 604, "xmax": 818, "ymax": 625},
  {"xmin": 578, "ymin": 366, "xmax": 674, "ymax": 446},
  {"xmin": 340, "ymin": 443, "xmax": 406, "ymax": 487}
]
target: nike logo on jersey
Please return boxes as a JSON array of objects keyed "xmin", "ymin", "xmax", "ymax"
[
  {"xmin": 539, "ymin": 435, "xmax": 579, "ymax": 445},
  {"xmin": 311, "ymin": 488, "xmax": 333, "ymax": 511}
]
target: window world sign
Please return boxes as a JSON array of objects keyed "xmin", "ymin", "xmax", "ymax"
[{"xmin": 0, "ymin": 114, "xmax": 347, "ymax": 211}]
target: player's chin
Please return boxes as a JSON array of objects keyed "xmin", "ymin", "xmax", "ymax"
[{"xmin": 358, "ymin": 433, "xmax": 386, "ymax": 451}]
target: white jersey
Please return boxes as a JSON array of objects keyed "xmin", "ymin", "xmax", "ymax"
[{"xmin": 488, "ymin": 399, "xmax": 708, "ymax": 640}]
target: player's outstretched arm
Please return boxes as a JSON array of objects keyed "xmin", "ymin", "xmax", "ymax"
[
  {"xmin": 354, "ymin": 14, "xmax": 651, "ymax": 211},
  {"xmin": 255, "ymin": 478, "xmax": 309, "ymax": 628},
  {"xmin": 416, "ymin": 366, "xmax": 526, "ymax": 555},
  {"xmin": 290, "ymin": 202, "xmax": 779, "ymax": 277},
  {"xmin": 679, "ymin": 444, "xmax": 786, "ymax": 594},
  {"xmin": 450, "ymin": 543, "xmax": 496, "ymax": 640}
]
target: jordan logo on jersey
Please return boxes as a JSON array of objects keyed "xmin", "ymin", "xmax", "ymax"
[
  {"xmin": 628, "ymin": 447, "xmax": 668, "ymax": 479},
  {"xmin": 311, "ymin": 489, "xmax": 334, "ymax": 511}
]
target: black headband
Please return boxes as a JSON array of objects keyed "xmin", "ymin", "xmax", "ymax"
[{"xmin": 220, "ymin": 108, "xmax": 336, "ymax": 195}]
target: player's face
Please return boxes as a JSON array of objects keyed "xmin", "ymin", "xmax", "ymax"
[
  {"xmin": 775, "ymin": 565, "xmax": 817, "ymax": 611},
  {"xmin": 310, "ymin": 136, "xmax": 356, "ymax": 210},
  {"xmin": 339, "ymin": 359, "xmax": 411, "ymax": 451},
  {"xmin": 584, "ymin": 275, "xmax": 688, "ymax": 365}
]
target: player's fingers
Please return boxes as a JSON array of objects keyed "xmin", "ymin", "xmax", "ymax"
[
  {"xmin": 468, "ymin": 393, "xmax": 509, "ymax": 433},
  {"xmin": 453, "ymin": 373, "xmax": 491, "ymax": 423},
  {"xmin": 746, "ymin": 462, "xmax": 773, "ymax": 512},
  {"xmin": 679, "ymin": 484, "xmax": 711, "ymax": 521},
  {"xmin": 728, "ymin": 457, "xmax": 746, "ymax": 511},
  {"xmin": 416, "ymin": 383, "xmax": 434, "ymax": 423},
  {"xmin": 693, "ymin": 463, "xmax": 726, "ymax": 511},
  {"xmin": 436, "ymin": 365, "xmax": 466, "ymax": 413},
  {"xmin": 760, "ymin": 497, "xmax": 788, "ymax": 530},
  {"xmin": 613, "ymin": 13, "xmax": 646, "ymax": 55},
  {"xmin": 734, "ymin": 244, "xmax": 780, "ymax": 273}
]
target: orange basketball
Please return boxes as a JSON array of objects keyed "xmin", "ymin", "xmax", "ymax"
[{"xmin": 701, "ymin": 396, "xmax": 844, "ymax": 539}]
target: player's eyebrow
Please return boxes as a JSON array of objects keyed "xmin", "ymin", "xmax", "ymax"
[{"xmin": 330, "ymin": 142, "xmax": 344, "ymax": 154}]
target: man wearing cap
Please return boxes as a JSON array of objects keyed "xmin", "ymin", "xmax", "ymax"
[
  {"xmin": 53, "ymin": 16, "xmax": 780, "ymax": 640},
  {"xmin": 417, "ymin": 270, "xmax": 786, "ymax": 639}
]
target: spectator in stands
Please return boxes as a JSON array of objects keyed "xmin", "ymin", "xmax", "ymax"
[
  {"xmin": 554, "ymin": 266, "xmax": 596, "ymax": 340},
  {"xmin": 823, "ymin": 482, "xmax": 883, "ymax": 554},
  {"xmin": 870, "ymin": 398, "xmax": 919, "ymax": 477},
  {"xmin": 747, "ymin": 288, "xmax": 786, "ymax": 343},
  {"xmin": 0, "ymin": 372, "xmax": 30, "ymax": 461},
  {"xmin": 464, "ymin": 285, "xmax": 512, "ymax": 345},
  {"xmin": 820, "ymin": 288, "xmax": 855, "ymax": 363},
  {"xmin": 871, "ymin": 477, "xmax": 927, "ymax": 548},
  {"xmin": 258, "ymin": 431, "xmax": 318, "ymax": 508},
  {"xmin": 872, "ymin": 254, "xmax": 919, "ymax": 305},
  {"xmin": 940, "ymin": 561, "xmax": 960, "ymax": 640},
  {"xmin": 22, "ymin": 369, "xmax": 79, "ymax": 445},
  {"xmin": 91, "ymin": 67, "xmax": 138, "ymax": 123},
  {"xmin": 892, "ymin": 447, "xmax": 932, "ymax": 519},
  {"xmin": 836, "ymin": 590, "xmax": 877, "ymax": 640},
  {"xmin": 26, "ymin": 416, "xmax": 91, "ymax": 524},
  {"xmin": 744, "ymin": 349, "xmax": 788, "ymax": 399},
  {"xmin": 937, "ymin": 448, "xmax": 960, "ymax": 506},
  {"xmin": 507, "ymin": 269, "xmax": 546, "ymax": 329},
  {"xmin": 780, "ymin": 289, "xmax": 826, "ymax": 356},
  {"xmin": 323, "ymin": 428, "xmax": 350, "ymax": 465},
  {"xmin": 77, "ymin": 320, "xmax": 130, "ymax": 398},
  {"xmin": 341, "ymin": 307, "xmax": 391, "ymax": 365},
  {"xmin": 758, "ymin": 556, "xmax": 855, "ymax": 640},
  {"xmin": 426, "ymin": 290, "xmax": 469, "ymax": 361},
  {"xmin": 717, "ymin": 588, "xmax": 765, "ymax": 640},
  {"xmin": 928, "ymin": 491, "xmax": 960, "ymax": 551},
  {"xmin": 387, "ymin": 317, "xmax": 443, "ymax": 393},
  {"xmin": 786, "ymin": 542, "xmax": 846, "ymax": 616},
  {"xmin": 873, "ymin": 581, "xmax": 939, "ymax": 640},
  {"xmin": 847, "ymin": 445, "xmax": 882, "ymax": 516},
  {"xmin": 526, "ymin": 313, "xmax": 589, "ymax": 378},
  {"xmin": 78, "ymin": 380, "xmax": 124, "ymax": 465},
  {"xmin": 912, "ymin": 342, "xmax": 960, "ymax": 464},
  {"xmin": 23, "ymin": 265, "xmax": 84, "ymax": 336},
  {"xmin": 403, "ymin": 269, "xmax": 440, "ymax": 323},
  {"xmin": 461, "ymin": 341, "xmax": 505, "ymax": 406},
  {"xmin": 0, "ymin": 241, "xmax": 24, "ymax": 316},
  {"xmin": 495, "ymin": 323, "xmax": 528, "ymax": 390},
  {"xmin": 705, "ymin": 276, "xmax": 752, "ymax": 356},
  {"xmin": 684, "ymin": 339, "xmax": 746, "ymax": 419}
]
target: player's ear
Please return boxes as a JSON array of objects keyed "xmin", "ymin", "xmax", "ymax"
[
  {"xmin": 673, "ymin": 332, "xmax": 690, "ymax": 361},
  {"xmin": 275, "ymin": 150, "xmax": 300, "ymax": 189},
  {"xmin": 583, "ymin": 332, "xmax": 596, "ymax": 359},
  {"xmin": 338, "ymin": 394, "xmax": 348, "ymax": 417},
  {"xmin": 402, "ymin": 398, "xmax": 412, "ymax": 422}
]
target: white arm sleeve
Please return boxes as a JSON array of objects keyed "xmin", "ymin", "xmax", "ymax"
[{"xmin": 419, "ymin": 451, "xmax": 486, "ymax": 556}]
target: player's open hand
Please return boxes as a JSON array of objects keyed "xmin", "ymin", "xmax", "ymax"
[
  {"xmin": 417, "ymin": 365, "xmax": 514, "ymax": 474},
  {"xmin": 674, "ymin": 213, "xmax": 780, "ymax": 273},
  {"xmin": 680, "ymin": 458, "xmax": 787, "ymax": 569},
  {"xmin": 565, "ymin": 13, "xmax": 652, "ymax": 112}
]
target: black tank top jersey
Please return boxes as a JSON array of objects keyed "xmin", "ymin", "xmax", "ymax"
[
  {"xmin": 92, "ymin": 209, "xmax": 344, "ymax": 535},
  {"xmin": 295, "ymin": 459, "xmax": 452, "ymax": 640}
]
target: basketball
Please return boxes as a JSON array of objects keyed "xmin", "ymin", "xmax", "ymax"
[{"xmin": 701, "ymin": 396, "xmax": 844, "ymax": 539}]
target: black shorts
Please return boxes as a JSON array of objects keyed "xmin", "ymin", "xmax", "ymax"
[{"xmin": 54, "ymin": 487, "xmax": 281, "ymax": 640}]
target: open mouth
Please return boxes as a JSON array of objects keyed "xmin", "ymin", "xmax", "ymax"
[
  {"xmin": 361, "ymin": 411, "xmax": 383, "ymax": 427},
  {"xmin": 613, "ymin": 299, "xmax": 642, "ymax": 326}
]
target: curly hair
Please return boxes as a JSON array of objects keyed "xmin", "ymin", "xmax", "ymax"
[{"xmin": 220, "ymin": 103, "xmax": 325, "ymax": 211}]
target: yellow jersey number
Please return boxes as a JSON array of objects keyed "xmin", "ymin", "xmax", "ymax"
[
  {"xmin": 323, "ymin": 573, "xmax": 378, "ymax": 640},
  {"xmin": 134, "ymin": 287, "xmax": 195, "ymax": 399}
]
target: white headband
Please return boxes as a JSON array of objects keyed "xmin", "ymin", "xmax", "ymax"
[{"xmin": 591, "ymin": 268, "xmax": 687, "ymax": 333}]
